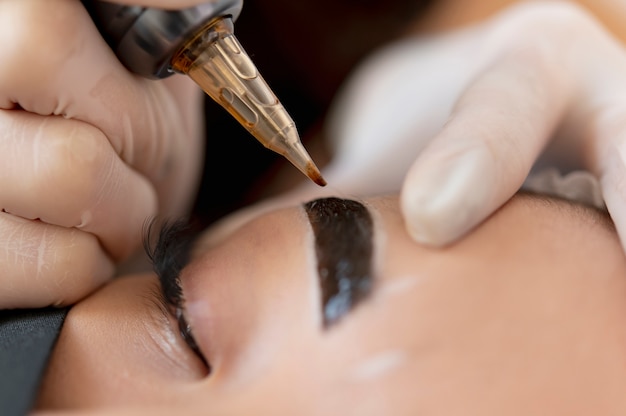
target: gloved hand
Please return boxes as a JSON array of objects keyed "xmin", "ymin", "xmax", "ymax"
[
  {"xmin": 0, "ymin": 0, "xmax": 210, "ymax": 308},
  {"xmin": 323, "ymin": 1, "xmax": 626, "ymax": 250}
]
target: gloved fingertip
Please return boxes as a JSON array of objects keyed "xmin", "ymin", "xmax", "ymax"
[
  {"xmin": 401, "ymin": 146, "xmax": 495, "ymax": 246},
  {"xmin": 404, "ymin": 217, "xmax": 454, "ymax": 247},
  {"xmin": 402, "ymin": 200, "xmax": 474, "ymax": 247}
]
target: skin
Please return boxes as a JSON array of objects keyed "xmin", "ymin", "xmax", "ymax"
[{"xmin": 36, "ymin": 193, "xmax": 626, "ymax": 415}]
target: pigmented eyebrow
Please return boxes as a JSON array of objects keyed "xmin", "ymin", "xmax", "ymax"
[{"xmin": 304, "ymin": 197, "xmax": 374, "ymax": 328}]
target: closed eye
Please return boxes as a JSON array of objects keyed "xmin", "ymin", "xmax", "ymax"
[{"xmin": 143, "ymin": 219, "xmax": 210, "ymax": 371}]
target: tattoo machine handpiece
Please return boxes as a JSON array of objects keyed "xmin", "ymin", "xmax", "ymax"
[{"xmin": 81, "ymin": 0, "xmax": 326, "ymax": 186}]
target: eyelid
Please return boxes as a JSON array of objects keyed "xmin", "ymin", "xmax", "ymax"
[
  {"xmin": 142, "ymin": 280, "xmax": 210, "ymax": 378},
  {"xmin": 175, "ymin": 306, "xmax": 210, "ymax": 369},
  {"xmin": 143, "ymin": 219, "xmax": 210, "ymax": 372}
]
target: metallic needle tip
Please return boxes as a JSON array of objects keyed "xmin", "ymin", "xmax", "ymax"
[
  {"xmin": 307, "ymin": 162, "xmax": 327, "ymax": 187},
  {"xmin": 281, "ymin": 139, "xmax": 327, "ymax": 187}
]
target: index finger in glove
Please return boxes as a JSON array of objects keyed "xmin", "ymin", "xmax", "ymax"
[
  {"xmin": 0, "ymin": 0, "xmax": 186, "ymax": 180},
  {"xmin": 0, "ymin": 213, "xmax": 114, "ymax": 309},
  {"xmin": 0, "ymin": 0, "xmax": 199, "ymax": 258},
  {"xmin": 400, "ymin": 2, "xmax": 602, "ymax": 246},
  {"xmin": 0, "ymin": 110, "xmax": 157, "ymax": 261}
]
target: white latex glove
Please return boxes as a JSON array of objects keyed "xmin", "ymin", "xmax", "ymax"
[
  {"xmin": 0, "ymin": 0, "xmax": 210, "ymax": 308},
  {"xmin": 323, "ymin": 0, "xmax": 626, "ymax": 250}
]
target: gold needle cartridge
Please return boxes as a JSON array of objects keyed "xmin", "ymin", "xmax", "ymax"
[
  {"xmin": 82, "ymin": 0, "xmax": 326, "ymax": 186},
  {"xmin": 170, "ymin": 17, "xmax": 327, "ymax": 186}
]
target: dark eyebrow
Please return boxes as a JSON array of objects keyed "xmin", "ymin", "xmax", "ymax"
[{"xmin": 304, "ymin": 197, "xmax": 375, "ymax": 328}]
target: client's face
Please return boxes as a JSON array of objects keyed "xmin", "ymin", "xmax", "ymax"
[{"xmin": 38, "ymin": 194, "xmax": 626, "ymax": 415}]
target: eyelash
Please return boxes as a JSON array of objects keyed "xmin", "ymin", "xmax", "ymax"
[{"xmin": 143, "ymin": 219, "xmax": 209, "ymax": 370}]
